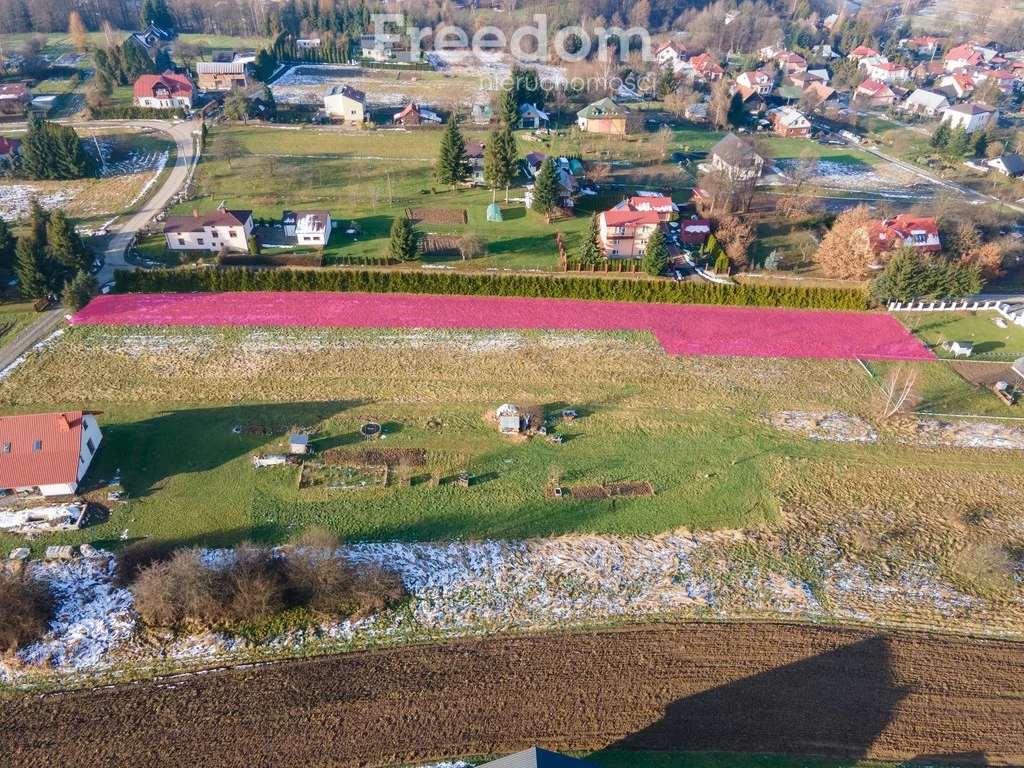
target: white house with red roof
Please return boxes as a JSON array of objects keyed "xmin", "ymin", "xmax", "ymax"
[
  {"xmin": 849, "ymin": 45, "xmax": 880, "ymax": 60},
  {"xmin": 688, "ymin": 53, "xmax": 725, "ymax": 81},
  {"xmin": 612, "ymin": 195, "xmax": 679, "ymax": 221},
  {"xmin": 944, "ymin": 44, "xmax": 992, "ymax": 72},
  {"xmin": 163, "ymin": 203, "xmax": 254, "ymax": 252},
  {"xmin": 655, "ymin": 40, "xmax": 687, "ymax": 69},
  {"xmin": 855, "ymin": 79, "xmax": 898, "ymax": 107},
  {"xmin": 938, "ymin": 72, "xmax": 977, "ymax": 99},
  {"xmin": 133, "ymin": 72, "xmax": 194, "ymax": 109},
  {"xmin": 864, "ymin": 61, "xmax": 911, "ymax": 84},
  {"xmin": 0, "ymin": 411, "xmax": 102, "ymax": 497},
  {"xmin": 736, "ymin": 70, "xmax": 774, "ymax": 95},
  {"xmin": 598, "ymin": 208, "xmax": 662, "ymax": 259},
  {"xmin": 867, "ymin": 215, "xmax": 941, "ymax": 253}
]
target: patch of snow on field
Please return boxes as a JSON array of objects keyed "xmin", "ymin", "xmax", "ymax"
[
  {"xmin": 904, "ymin": 419, "xmax": 1024, "ymax": 450},
  {"xmin": 5, "ymin": 528, "xmax": 1013, "ymax": 685},
  {"xmin": 763, "ymin": 411, "xmax": 878, "ymax": 443},
  {"xmin": 774, "ymin": 158, "xmax": 931, "ymax": 193},
  {"xmin": 18, "ymin": 558, "xmax": 134, "ymax": 671},
  {"xmin": 125, "ymin": 150, "xmax": 170, "ymax": 207},
  {"xmin": 0, "ymin": 185, "xmax": 78, "ymax": 221}
]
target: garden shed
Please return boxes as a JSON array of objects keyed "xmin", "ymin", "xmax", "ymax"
[
  {"xmin": 496, "ymin": 404, "xmax": 524, "ymax": 434},
  {"xmin": 289, "ymin": 433, "xmax": 309, "ymax": 454}
]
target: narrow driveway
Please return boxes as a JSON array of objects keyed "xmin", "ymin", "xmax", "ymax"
[{"xmin": 0, "ymin": 118, "xmax": 199, "ymax": 372}]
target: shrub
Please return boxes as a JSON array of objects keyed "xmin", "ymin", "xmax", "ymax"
[
  {"xmin": 113, "ymin": 267, "xmax": 870, "ymax": 311},
  {"xmin": 0, "ymin": 571, "xmax": 55, "ymax": 654},
  {"xmin": 128, "ymin": 536, "xmax": 405, "ymax": 630},
  {"xmin": 113, "ymin": 537, "xmax": 178, "ymax": 586}
]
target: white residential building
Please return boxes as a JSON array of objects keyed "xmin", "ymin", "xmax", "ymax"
[
  {"xmin": 941, "ymin": 103, "xmax": 998, "ymax": 133},
  {"xmin": 283, "ymin": 210, "xmax": 333, "ymax": 245},
  {"xmin": 903, "ymin": 89, "xmax": 950, "ymax": 117},
  {"xmin": 163, "ymin": 205, "xmax": 254, "ymax": 253}
]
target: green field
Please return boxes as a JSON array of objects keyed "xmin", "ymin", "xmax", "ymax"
[
  {"xmin": 1, "ymin": 322, "xmax": 1023, "ymax": 561},
  {"xmin": 899, "ymin": 311, "xmax": 1024, "ymax": 360}
]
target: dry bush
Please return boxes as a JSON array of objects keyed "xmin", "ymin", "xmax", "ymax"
[
  {"xmin": 132, "ymin": 549, "xmax": 226, "ymax": 627},
  {"xmin": 284, "ymin": 548, "xmax": 358, "ymax": 615},
  {"xmin": 113, "ymin": 538, "xmax": 178, "ymax": 586},
  {"xmin": 948, "ymin": 541, "xmax": 1015, "ymax": 598},
  {"xmin": 289, "ymin": 526, "xmax": 340, "ymax": 551},
  {"xmin": 226, "ymin": 546, "xmax": 286, "ymax": 622},
  {"xmin": 131, "ymin": 532, "xmax": 405, "ymax": 629},
  {"xmin": 349, "ymin": 563, "xmax": 406, "ymax": 616},
  {"xmin": 0, "ymin": 571, "xmax": 55, "ymax": 655}
]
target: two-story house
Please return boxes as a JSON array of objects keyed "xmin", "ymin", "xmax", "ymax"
[
  {"xmin": 133, "ymin": 72, "xmax": 194, "ymax": 109},
  {"xmin": 163, "ymin": 204, "xmax": 254, "ymax": 253}
]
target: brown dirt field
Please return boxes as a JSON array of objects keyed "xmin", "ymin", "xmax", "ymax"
[
  {"xmin": 4, "ymin": 622, "xmax": 1024, "ymax": 768},
  {"xmin": 949, "ymin": 361, "xmax": 1018, "ymax": 387}
]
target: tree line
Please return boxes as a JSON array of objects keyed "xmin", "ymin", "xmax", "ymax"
[
  {"xmin": 4, "ymin": 201, "xmax": 98, "ymax": 308},
  {"xmin": 18, "ymin": 119, "xmax": 95, "ymax": 181},
  {"xmin": 112, "ymin": 266, "xmax": 871, "ymax": 311}
]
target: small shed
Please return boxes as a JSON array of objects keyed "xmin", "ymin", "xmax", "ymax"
[
  {"xmin": 496, "ymin": 403, "xmax": 523, "ymax": 434},
  {"xmin": 948, "ymin": 341, "xmax": 973, "ymax": 358},
  {"xmin": 289, "ymin": 433, "xmax": 309, "ymax": 454},
  {"xmin": 486, "ymin": 202, "xmax": 503, "ymax": 222}
]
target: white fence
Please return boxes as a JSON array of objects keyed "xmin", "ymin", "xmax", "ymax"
[{"xmin": 887, "ymin": 299, "xmax": 1024, "ymax": 328}]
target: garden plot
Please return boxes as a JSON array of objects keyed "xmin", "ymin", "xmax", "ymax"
[
  {"xmin": 6, "ymin": 524, "xmax": 1024, "ymax": 686},
  {"xmin": 270, "ymin": 64, "xmax": 481, "ymax": 107},
  {"xmin": 428, "ymin": 49, "xmax": 567, "ymax": 88},
  {"xmin": 773, "ymin": 158, "xmax": 935, "ymax": 196},
  {"xmin": 0, "ymin": 184, "xmax": 78, "ymax": 221}
]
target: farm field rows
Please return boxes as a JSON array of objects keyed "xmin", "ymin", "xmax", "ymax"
[
  {"xmin": 71, "ymin": 293, "xmax": 934, "ymax": 361},
  {"xmin": 4, "ymin": 623, "xmax": 1024, "ymax": 767}
]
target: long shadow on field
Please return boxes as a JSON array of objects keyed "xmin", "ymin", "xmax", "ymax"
[
  {"xmin": 606, "ymin": 635, "xmax": 910, "ymax": 759},
  {"xmin": 95, "ymin": 400, "xmax": 369, "ymax": 504}
]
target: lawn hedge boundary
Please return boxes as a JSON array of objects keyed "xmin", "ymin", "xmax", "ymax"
[{"xmin": 112, "ymin": 268, "xmax": 870, "ymax": 311}]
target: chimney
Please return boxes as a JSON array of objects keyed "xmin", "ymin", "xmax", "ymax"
[
  {"xmin": 57, "ymin": 414, "xmax": 70, "ymax": 432},
  {"xmin": 193, "ymin": 209, "xmax": 199, "ymax": 217}
]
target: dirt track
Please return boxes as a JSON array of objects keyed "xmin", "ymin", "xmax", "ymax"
[{"xmin": 3, "ymin": 622, "xmax": 1024, "ymax": 768}]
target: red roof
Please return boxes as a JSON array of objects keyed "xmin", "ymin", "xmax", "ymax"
[
  {"xmin": 133, "ymin": 72, "xmax": 193, "ymax": 99},
  {"xmin": 601, "ymin": 209, "xmax": 661, "ymax": 227},
  {"xmin": 618, "ymin": 195, "xmax": 676, "ymax": 212},
  {"xmin": 850, "ymin": 45, "xmax": 879, "ymax": 57},
  {"xmin": 0, "ymin": 136, "xmax": 21, "ymax": 155},
  {"xmin": 0, "ymin": 411, "xmax": 88, "ymax": 489},
  {"xmin": 857, "ymin": 79, "xmax": 891, "ymax": 95},
  {"xmin": 655, "ymin": 40, "xmax": 686, "ymax": 55},
  {"xmin": 945, "ymin": 44, "xmax": 983, "ymax": 65},
  {"xmin": 394, "ymin": 102, "xmax": 420, "ymax": 120},
  {"xmin": 867, "ymin": 216, "xmax": 941, "ymax": 253}
]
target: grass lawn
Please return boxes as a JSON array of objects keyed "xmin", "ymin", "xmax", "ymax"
[
  {"xmin": 1, "ymin": 322, "xmax": 1022, "ymax": 557},
  {"xmin": 899, "ymin": 311, "xmax": 1024, "ymax": 360},
  {"xmin": 0, "ymin": 301, "xmax": 41, "ymax": 354}
]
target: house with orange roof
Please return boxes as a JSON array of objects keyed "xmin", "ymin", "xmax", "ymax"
[
  {"xmin": 688, "ymin": 53, "xmax": 725, "ymax": 81},
  {"xmin": 0, "ymin": 411, "xmax": 102, "ymax": 497},
  {"xmin": 849, "ymin": 45, "xmax": 880, "ymax": 60},
  {"xmin": 867, "ymin": 215, "xmax": 941, "ymax": 253}
]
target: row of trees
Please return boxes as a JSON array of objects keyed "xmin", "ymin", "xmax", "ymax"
[
  {"xmin": 113, "ymin": 265, "xmax": 871, "ymax": 311},
  {"xmin": 10, "ymin": 201, "xmax": 97, "ymax": 307},
  {"xmin": 20, "ymin": 119, "xmax": 95, "ymax": 181}
]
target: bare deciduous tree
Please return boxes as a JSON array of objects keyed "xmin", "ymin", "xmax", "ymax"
[{"xmin": 878, "ymin": 364, "xmax": 918, "ymax": 419}]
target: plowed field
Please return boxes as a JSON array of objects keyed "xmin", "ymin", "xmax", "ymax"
[{"xmin": 4, "ymin": 623, "xmax": 1023, "ymax": 768}]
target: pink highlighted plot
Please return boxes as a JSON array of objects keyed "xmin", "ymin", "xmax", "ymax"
[{"xmin": 71, "ymin": 292, "xmax": 934, "ymax": 361}]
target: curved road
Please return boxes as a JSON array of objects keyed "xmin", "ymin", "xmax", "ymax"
[{"xmin": 0, "ymin": 119, "xmax": 198, "ymax": 372}]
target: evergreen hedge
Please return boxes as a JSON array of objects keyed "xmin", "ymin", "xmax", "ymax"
[{"xmin": 113, "ymin": 268, "xmax": 870, "ymax": 311}]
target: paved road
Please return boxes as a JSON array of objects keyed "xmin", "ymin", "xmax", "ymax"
[
  {"xmin": 86, "ymin": 119, "xmax": 201, "ymax": 283},
  {"xmin": 0, "ymin": 118, "xmax": 198, "ymax": 373}
]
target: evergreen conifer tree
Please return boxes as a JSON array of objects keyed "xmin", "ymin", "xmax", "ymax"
[
  {"xmin": 62, "ymin": 270, "xmax": 98, "ymax": 313},
  {"xmin": 642, "ymin": 227, "xmax": 670, "ymax": 277},
  {"xmin": 46, "ymin": 210, "xmax": 92, "ymax": 273},
  {"xmin": 388, "ymin": 217, "xmax": 417, "ymax": 261},
  {"xmin": 0, "ymin": 218, "xmax": 16, "ymax": 270},
  {"xmin": 531, "ymin": 157, "xmax": 559, "ymax": 215},
  {"xmin": 500, "ymin": 84, "xmax": 519, "ymax": 126},
  {"xmin": 437, "ymin": 116, "xmax": 470, "ymax": 190},
  {"xmin": 579, "ymin": 214, "xmax": 602, "ymax": 264},
  {"xmin": 15, "ymin": 237, "xmax": 51, "ymax": 299}
]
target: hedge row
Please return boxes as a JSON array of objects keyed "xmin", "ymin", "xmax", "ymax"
[
  {"xmin": 87, "ymin": 105, "xmax": 186, "ymax": 120},
  {"xmin": 113, "ymin": 268, "xmax": 870, "ymax": 310}
]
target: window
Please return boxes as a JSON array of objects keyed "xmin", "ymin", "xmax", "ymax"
[
  {"xmin": 2, "ymin": 442, "xmax": 9, "ymax": 454},
  {"xmin": 197, "ymin": 238, "xmax": 204, "ymax": 246},
  {"xmin": 228, "ymin": 231, "xmax": 237, "ymax": 238},
  {"xmin": 611, "ymin": 249, "xmax": 619, "ymax": 256},
  {"xmin": 32, "ymin": 440, "xmax": 42, "ymax": 452},
  {"xmin": 210, "ymin": 230, "xmax": 218, "ymax": 238},
  {"xmin": 178, "ymin": 238, "xmax": 186, "ymax": 246},
  {"xmin": 86, "ymin": 438, "xmax": 96, "ymax": 455},
  {"xmin": 913, "ymin": 233, "xmax": 926, "ymax": 244}
]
